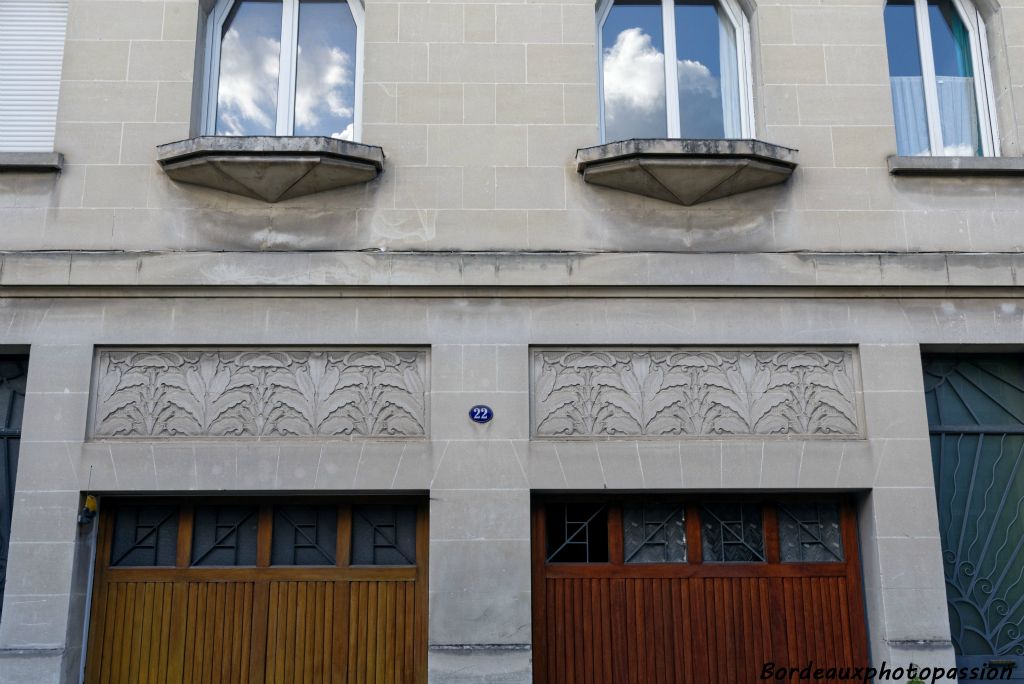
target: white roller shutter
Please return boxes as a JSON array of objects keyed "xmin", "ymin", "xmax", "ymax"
[{"xmin": 0, "ymin": 0, "xmax": 68, "ymax": 152}]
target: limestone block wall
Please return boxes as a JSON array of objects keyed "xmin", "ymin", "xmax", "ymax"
[
  {"xmin": 0, "ymin": 0, "xmax": 1022, "ymax": 254},
  {"xmin": 0, "ymin": 296, "xmax": 1021, "ymax": 680}
]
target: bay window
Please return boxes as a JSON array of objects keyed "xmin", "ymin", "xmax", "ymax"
[
  {"xmin": 597, "ymin": 0, "xmax": 753, "ymax": 143},
  {"xmin": 202, "ymin": 0, "xmax": 363, "ymax": 140}
]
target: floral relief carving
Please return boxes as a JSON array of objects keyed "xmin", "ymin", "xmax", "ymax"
[
  {"xmin": 533, "ymin": 349, "xmax": 859, "ymax": 437},
  {"xmin": 93, "ymin": 349, "xmax": 427, "ymax": 438}
]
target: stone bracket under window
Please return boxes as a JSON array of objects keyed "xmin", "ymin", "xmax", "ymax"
[
  {"xmin": 156, "ymin": 136, "xmax": 384, "ymax": 202},
  {"xmin": 575, "ymin": 139, "xmax": 797, "ymax": 206},
  {"xmin": 887, "ymin": 155, "xmax": 1024, "ymax": 176}
]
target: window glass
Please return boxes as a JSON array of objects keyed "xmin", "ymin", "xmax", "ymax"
[
  {"xmin": 700, "ymin": 502, "xmax": 764, "ymax": 563},
  {"xmin": 110, "ymin": 505, "xmax": 179, "ymax": 567},
  {"xmin": 674, "ymin": 0, "xmax": 740, "ymax": 138},
  {"xmin": 778, "ymin": 502, "xmax": 844, "ymax": 563},
  {"xmin": 928, "ymin": 0, "xmax": 980, "ymax": 155},
  {"xmin": 601, "ymin": 0, "xmax": 669, "ymax": 141},
  {"xmin": 215, "ymin": 0, "xmax": 284, "ymax": 136},
  {"xmin": 272, "ymin": 505, "xmax": 338, "ymax": 566},
  {"xmin": 884, "ymin": 0, "xmax": 931, "ymax": 156},
  {"xmin": 545, "ymin": 502, "xmax": 609, "ymax": 563},
  {"xmin": 351, "ymin": 504, "xmax": 416, "ymax": 566},
  {"xmin": 191, "ymin": 505, "xmax": 259, "ymax": 566},
  {"xmin": 624, "ymin": 503, "xmax": 687, "ymax": 563},
  {"xmin": 294, "ymin": 0, "xmax": 358, "ymax": 139}
]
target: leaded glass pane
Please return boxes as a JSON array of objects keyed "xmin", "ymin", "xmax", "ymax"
[
  {"xmin": 110, "ymin": 505, "xmax": 179, "ymax": 567},
  {"xmin": 624, "ymin": 504, "xmax": 687, "ymax": 563},
  {"xmin": 191, "ymin": 505, "xmax": 258, "ymax": 566},
  {"xmin": 272, "ymin": 505, "xmax": 337, "ymax": 566},
  {"xmin": 351, "ymin": 505, "xmax": 416, "ymax": 566},
  {"xmin": 700, "ymin": 503, "xmax": 764, "ymax": 563},
  {"xmin": 545, "ymin": 502, "xmax": 609, "ymax": 563},
  {"xmin": 778, "ymin": 502, "xmax": 844, "ymax": 563}
]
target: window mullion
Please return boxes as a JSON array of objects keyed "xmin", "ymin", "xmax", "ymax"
[
  {"xmin": 276, "ymin": 0, "xmax": 300, "ymax": 135},
  {"xmin": 914, "ymin": 0, "xmax": 945, "ymax": 154},
  {"xmin": 662, "ymin": 0, "xmax": 681, "ymax": 137},
  {"xmin": 203, "ymin": 5, "xmax": 231, "ymax": 136}
]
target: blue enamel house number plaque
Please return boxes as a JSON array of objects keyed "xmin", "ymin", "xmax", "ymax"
[{"xmin": 469, "ymin": 405, "xmax": 493, "ymax": 424}]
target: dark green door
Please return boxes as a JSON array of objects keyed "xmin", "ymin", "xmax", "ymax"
[
  {"xmin": 924, "ymin": 356, "xmax": 1024, "ymax": 681},
  {"xmin": 0, "ymin": 355, "xmax": 27, "ymax": 619}
]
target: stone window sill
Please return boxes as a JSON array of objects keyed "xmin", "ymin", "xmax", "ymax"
[
  {"xmin": 887, "ymin": 155, "xmax": 1024, "ymax": 176},
  {"xmin": 156, "ymin": 136, "xmax": 385, "ymax": 202},
  {"xmin": 575, "ymin": 139, "xmax": 797, "ymax": 206},
  {"xmin": 0, "ymin": 152, "xmax": 63, "ymax": 172}
]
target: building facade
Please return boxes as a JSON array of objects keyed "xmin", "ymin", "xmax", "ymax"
[{"xmin": 1, "ymin": 0, "xmax": 1024, "ymax": 681}]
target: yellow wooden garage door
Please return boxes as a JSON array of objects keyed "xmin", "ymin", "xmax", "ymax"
[{"xmin": 84, "ymin": 498, "xmax": 427, "ymax": 684}]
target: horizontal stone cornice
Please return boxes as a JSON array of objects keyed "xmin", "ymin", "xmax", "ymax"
[{"xmin": 0, "ymin": 251, "xmax": 1021, "ymax": 291}]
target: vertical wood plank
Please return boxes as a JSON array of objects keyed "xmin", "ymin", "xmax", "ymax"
[{"xmin": 82, "ymin": 499, "xmax": 420, "ymax": 684}]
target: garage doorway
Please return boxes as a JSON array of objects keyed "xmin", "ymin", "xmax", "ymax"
[
  {"xmin": 84, "ymin": 497, "xmax": 427, "ymax": 683},
  {"xmin": 531, "ymin": 495, "xmax": 869, "ymax": 684}
]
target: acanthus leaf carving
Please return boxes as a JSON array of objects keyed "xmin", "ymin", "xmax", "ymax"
[
  {"xmin": 533, "ymin": 348, "xmax": 860, "ymax": 438},
  {"xmin": 93, "ymin": 349, "xmax": 428, "ymax": 438}
]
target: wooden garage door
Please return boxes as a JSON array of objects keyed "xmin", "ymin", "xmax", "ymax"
[
  {"xmin": 532, "ymin": 496, "xmax": 869, "ymax": 684},
  {"xmin": 85, "ymin": 498, "xmax": 427, "ymax": 684}
]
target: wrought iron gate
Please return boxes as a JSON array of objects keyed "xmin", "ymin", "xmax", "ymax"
[
  {"xmin": 924, "ymin": 356, "xmax": 1024, "ymax": 680},
  {"xmin": 0, "ymin": 356, "xmax": 27, "ymax": 617}
]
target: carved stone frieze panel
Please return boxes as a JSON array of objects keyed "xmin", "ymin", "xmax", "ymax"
[
  {"xmin": 532, "ymin": 349, "xmax": 860, "ymax": 438},
  {"xmin": 92, "ymin": 349, "xmax": 427, "ymax": 438}
]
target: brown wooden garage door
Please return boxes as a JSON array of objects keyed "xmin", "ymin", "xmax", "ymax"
[
  {"xmin": 85, "ymin": 498, "xmax": 427, "ymax": 684},
  {"xmin": 532, "ymin": 496, "xmax": 869, "ymax": 684}
]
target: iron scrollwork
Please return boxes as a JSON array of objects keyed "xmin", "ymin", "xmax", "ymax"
[{"xmin": 925, "ymin": 356, "xmax": 1024, "ymax": 659}]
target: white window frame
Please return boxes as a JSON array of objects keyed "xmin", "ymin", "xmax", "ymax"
[
  {"xmin": 905, "ymin": 0, "xmax": 998, "ymax": 156},
  {"xmin": 595, "ymin": 0, "xmax": 754, "ymax": 143},
  {"xmin": 201, "ymin": 0, "xmax": 365, "ymax": 140}
]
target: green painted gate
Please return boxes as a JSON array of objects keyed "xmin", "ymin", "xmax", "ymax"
[
  {"xmin": 0, "ymin": 356, "xmax": 27, "ymax": 618},
  {"xmin": 923, "ymin": 356, "xmax": 1024, "ymax": 680}
]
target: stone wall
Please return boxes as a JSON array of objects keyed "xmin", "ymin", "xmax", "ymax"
[
  {"xmin": 0, "ymin": 295, "xmax": 1008, "ymax": 680},
  {"xmin": 1, "ymin": 0, "xmax": 1023, "ymax": 254}
]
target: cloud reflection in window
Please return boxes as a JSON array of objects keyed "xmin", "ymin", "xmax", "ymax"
[
  {"xmin": 295, "ymin": 0, "xmax": 357, "ymax": 140},
  {"xmin": 216, "ymin": 1, "xmax": 282, "ymax": 136}
]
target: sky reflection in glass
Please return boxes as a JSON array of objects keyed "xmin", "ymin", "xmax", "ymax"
[
  {"xmin": 884, "ymin": 0, "xmax": 922, "ymax": 77},
  {"xmin": 601, "ymin": 0, "xmax": 739, "ymax": 141},
  {"xmin": 216, "ymin": 1, "xmax": 283, "ymax": 136},
  {"xmin": 602, "ymin": 0, "xmax": 667, "ymax": 141},
  {"xmin": 675, "ymin": 0, "xmax": 733, "ymax": 138},
  {"xmin": 884, "ymin": 0, "xmax": 980, "ymax": 156},
  {"xmin": 295, "ymin": 0, "xmax": 358, "ymax": 139}
]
